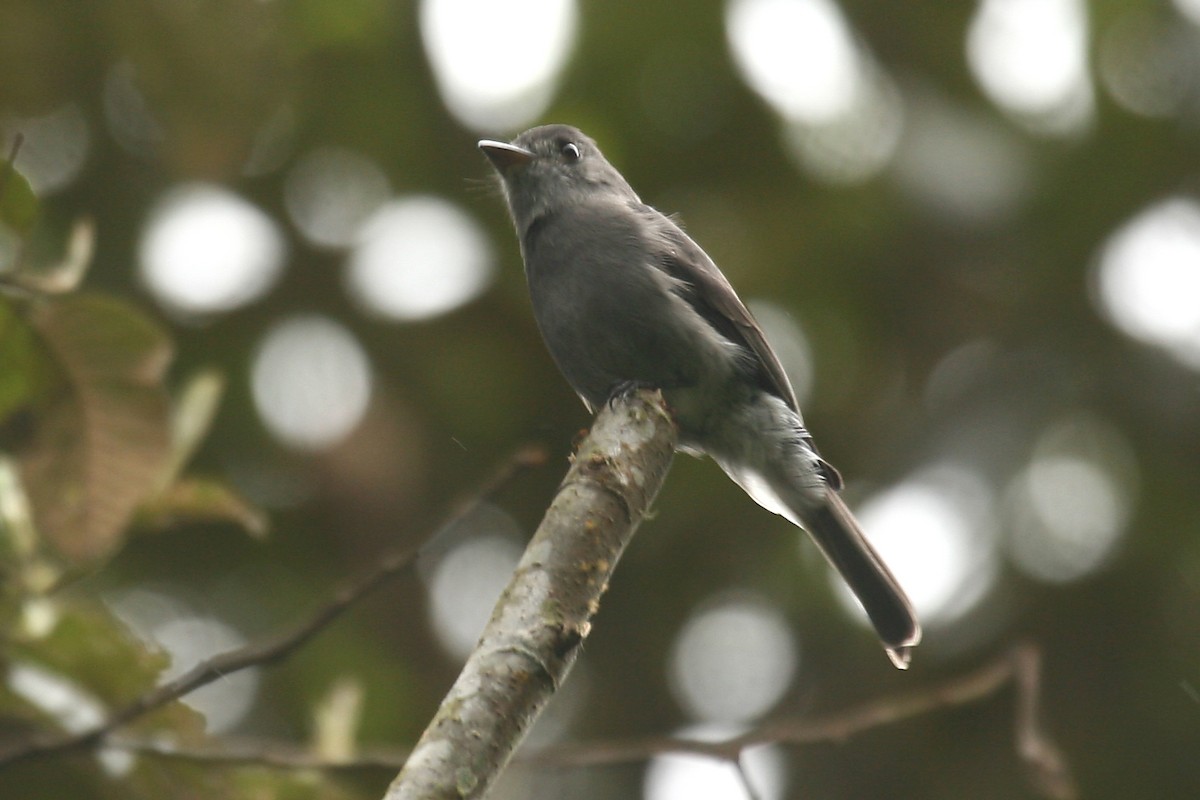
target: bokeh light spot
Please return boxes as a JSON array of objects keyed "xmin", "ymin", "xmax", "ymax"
[
  {"xmin": 424, "ymin": 522, "xmax": 523, "ymax": 659},
  {"xmin": 1098, "ymin": 13, "xmax": 1199, "ymax": 119},
  {"xmin": 780, "ymin": 64, "xmax": 903, "ymax": 185},
  {"xmin": 152, "ymin": 617, "xmax": 258, "ymax": 733},
  {"xmin": 1093, "ymin": 197, "xmax": 1200, "ymax": 368},
  {"xmin": 847, "ymin": 466, "xmax": 997, "ymax": 627},
  {"xmin": 345, "ymin": 196, "xmax": 494, "ymax": 321},
  {"xmin": 140, "ymin": 183, "xmax": 285, "ymax": 316},
  {"xmin": 1, "ymin": 103, "xmax": 90, "ymax": 194},
  {"xmin": 284, "ymin": 147, "xmax": 389, "ymax": 248},
  {"xmin": 1004, "ymin": 413, "xmax": 1137, "ymax": 584},
  {"xmin": 892, "ymin": 91, "xmax": 1031, "ymax": 225},
  {"xmin": 726, "ymin": 0, "xmax": 902, "ymax": 183},
  {"xmin": 668, "ymin": 594, "xmax": 797, "ymax": 724},
  {"xmin": 747, "ymin": 301, "xmax": 813, "ymax": 407},
  {"xmin": 1175, "ymin": 0, "xmax": 1200, "ymax": 27},
  {"xmin": 102, "ymin": 61, "xmax": 165, "ymax": 158},
  {"xmin": 419, "ymin": 0, "xmax": 578, "ymax": 131},
  {"xmin": 6, "ymin": 661, "xmax": 133, "ymax": 775},
  {"xmin": 966, "ymin": 0, "xmax": 1093, "ymax": 134},
  {"xmin": 8, "ymin": 660, "xmax": 104, "ymax": 734},
  {"xmin": 251, "ymin": 316, "xmax": 373, "ymax": 450},
  {"xmin": 106, "ymin": 589, "xmax": 259, "ymax": 735},
  {"xmin": 645, "ymin": 728, "xmax": 787, "ymax": 800},
  {"xmin": 726, "ymin": 0, "xmax": 860, "ymax": 124}
]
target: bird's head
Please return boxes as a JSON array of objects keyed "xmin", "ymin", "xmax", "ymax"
[{"xmin": 479, "ymin": 124, "xmax": 639, "ymax": 229}]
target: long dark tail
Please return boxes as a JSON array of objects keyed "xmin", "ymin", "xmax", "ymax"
[{"xmin": 798, "ymin": 492, "xmax": 921, "ymax": 669}]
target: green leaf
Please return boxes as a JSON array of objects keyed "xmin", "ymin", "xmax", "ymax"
[
  {"xmin": 0, "ymin": 145, "xmax": 39, "ymax": 239},
  {"xmin": 0, "ymin": 295, "xmax": 59, "ymax": 427},
  {"xmin": 1, "ymin": 597, "xmax": 207, "ymax": 752},
  {"xmin": 131, "ymin": 370, "xmax": 269, "ymax": 539},
  {"xmin": 7, "ymin": 599, "xmax": 172, "ymax": 701},
  {"xmin": 137, "ymin": 476, "xmax": 269, "ymax": 539},
  {"xmin": 162, "ymin": 369, "xmax": 226, "ymax": 489},
  {"xmin": 3, "ymin": 217, "xmax": 96, "ymax": 294}
]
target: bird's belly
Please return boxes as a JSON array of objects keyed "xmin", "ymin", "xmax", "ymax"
[{"xmin": 533, "ymin": 273, "xmax": 736, "ymax": 417}]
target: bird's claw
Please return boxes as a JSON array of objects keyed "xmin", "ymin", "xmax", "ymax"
[{"xmin": 606, "ymin": 380, "xmax": 657, "ymax": 409}]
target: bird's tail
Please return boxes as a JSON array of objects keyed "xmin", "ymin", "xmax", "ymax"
[
  {"xmin": 793, "ymin": 490, "xmax": 921, "ymax": 668},
  {"xmin": 707, "ymin": 397, "xmax": 921, "ymax": 667}
]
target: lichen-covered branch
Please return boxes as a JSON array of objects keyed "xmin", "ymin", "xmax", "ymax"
[{"xmin": 384, "ymin": 389, "xmax": 677, "ymax": 800}]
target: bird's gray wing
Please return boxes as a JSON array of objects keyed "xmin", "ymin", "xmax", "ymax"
[
  {"xmin": 643, "ymin": 205, "xmax": 843, "ymax": 489},
  {"xmin": 640, "ymin": 205, "xmax": 799, "ymax": 413}
]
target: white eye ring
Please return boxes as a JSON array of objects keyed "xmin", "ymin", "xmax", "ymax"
[{"xmin": 561, "ymin": 142, "xmax": 581, "ymax": 161}]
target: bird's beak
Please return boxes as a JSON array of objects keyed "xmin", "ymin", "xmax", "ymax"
[{"xmin": 478, "ymin": 140, "xmax": 535, "ymax": 172}]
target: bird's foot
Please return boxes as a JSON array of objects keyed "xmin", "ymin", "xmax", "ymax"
[{"xmin": 605, "ymin": 379, "xmax": 658, "ymax": 409}]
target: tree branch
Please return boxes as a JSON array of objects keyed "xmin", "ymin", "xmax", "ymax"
[
  {"xmin": 108, "ymin": 642, "xmax": 1074, "ymax": 800},
  {"xmin": 2, "ymin": 393, "xmax": 1076, "ymax": 800},
  {"xmin": 382, "ymin": 389, "xmax": 678, "ymax": 800},
  {"xmin": 0, "ymin": 444, "xmax": 547, "ymax": 769},
  {"xmin": 527, "ymin": 641, "xmax": 1076, "ymax": 800}
]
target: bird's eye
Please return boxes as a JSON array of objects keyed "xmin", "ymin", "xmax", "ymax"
[{"xmin": 561, "ymin": 142, "xmax": 581, "ymax": 161}]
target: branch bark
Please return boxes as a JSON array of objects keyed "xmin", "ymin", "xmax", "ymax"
[{"xmin": 383, "ymin": 389, "xmax": 677, "ymax": 800}]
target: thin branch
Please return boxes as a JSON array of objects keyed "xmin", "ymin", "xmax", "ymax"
[
  {"xmin": 0, "ymin": 444, "xmax": 547, "ymax": 769},
  {"xmin": 732, "ymin": 757, "xmax": 764, "ymax": 800},
  {"xmin": 108, "ymin": 642, "xmax": 1074, "ymax": 799},
  {"xmin": 107, "ymin": 735, "xmax": 411, "ymax": 773},
  {"xmin": 527, "ymin": 642, "xmax": 1076, "ymax": 800},
  {"xmin": 382, "ymin": 389, "xmax": 679, "ymax": 800},
  {"xmin": 1010, "ymin": 645, "xmax": 1076, "ymax": 800}
]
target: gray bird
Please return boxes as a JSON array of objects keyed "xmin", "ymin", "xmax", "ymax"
[{"xmin": 479, "ymin": 124, "xmax": 920, "ymax": 668}]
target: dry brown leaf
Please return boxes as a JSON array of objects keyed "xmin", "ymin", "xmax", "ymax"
[{"xmin": 18, "ymin": 293, "xmax": 173, "ymax": 562}]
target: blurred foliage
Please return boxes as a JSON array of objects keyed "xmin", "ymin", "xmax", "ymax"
[
  {"xmin": 0, "ymin": 144, "xmax": 38, "ymax": 237},
  {"xmin": 8, "ymin": 291, "xmax": 173, "ymax": 561},
  {"xmin": 0, "ymin": 160, "xmax": 272, "ymax": 798},
  {"xmin": 1, "ymin": 1, "xmax": 1199, "ymax": 799}
]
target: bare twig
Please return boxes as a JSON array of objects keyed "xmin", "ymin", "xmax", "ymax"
[
  {"xmin": 108, "ymin": 735, "xmax": 411, "ymax": 772},
  {"xmin": 527, "ymin": 641, "xmax": 1075, "ymax": 799},
  {"xmin": 733, "ymin": 758, "xmax": 764, "ymax": 800},
  {"xmin": 108, "ymin": 642, "xmax": 1074, "ymax": 799},
  {"xmin": 382, "ymin": 389, "xmax": 678, "ymax": 800},
  {"xmin": 1010, "ymin": 645, "xmax": 1076, "ymax": 800},
  {"xmin": 0, "ymin": 444, "xmax": 547, "ymax": 769}
]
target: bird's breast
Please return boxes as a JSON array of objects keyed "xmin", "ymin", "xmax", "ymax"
[{"xmin": 522, "ymin": 206, "xmax": 742, "ymax": 415}]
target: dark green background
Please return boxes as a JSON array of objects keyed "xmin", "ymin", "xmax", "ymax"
[{"xmin": 2, "ymin": 1, "xmax": 1198, "ymax": 798}]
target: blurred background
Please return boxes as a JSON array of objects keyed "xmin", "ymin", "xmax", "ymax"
[{"xmin": 2, "ymin": 0, "xmax": 1199, "ymax": 797}]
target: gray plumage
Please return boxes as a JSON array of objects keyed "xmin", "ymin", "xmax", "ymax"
[{"xmin": 479, "ymin": 124, "xmax": 920, "ymax": 668}]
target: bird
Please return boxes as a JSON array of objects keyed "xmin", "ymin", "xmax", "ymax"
[{"xmin": 478, "ymin": 124, "xmax": 920, "ymax": 668}]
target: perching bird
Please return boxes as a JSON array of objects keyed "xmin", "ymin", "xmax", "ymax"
[{"xmin": 479, "ymin": 124, "xmax": 920, "ymax": 668}]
